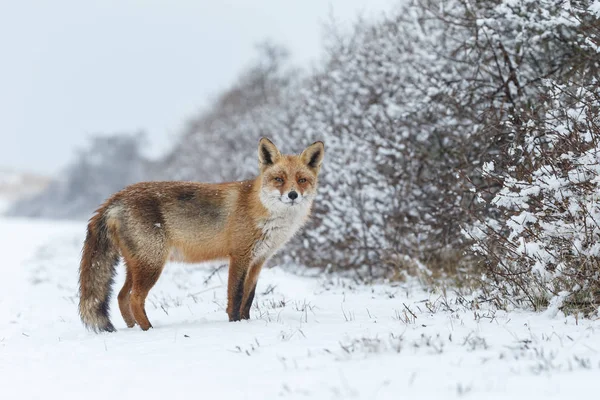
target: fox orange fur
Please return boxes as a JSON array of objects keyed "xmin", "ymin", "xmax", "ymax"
[{"xmin": 78, "ymin": 138, "xmax": 324, "ymax": 332}]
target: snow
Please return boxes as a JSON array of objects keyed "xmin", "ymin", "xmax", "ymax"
[
  {"xmin": 0, "ymin": 197, "xmax": 11, "ymax": 213},
  {"xmin": 482, "ymin": 161, "xmax": 495, "ymax": 174},
  {"xmin": 0, "ymin": 170, "xmax": 22, "ymax": 186},
  {"xmin": 0, "ymin": 168, "xmax": 51, "ymax": 215},
  {"xmin": 0, "ymin": 170, "xmax": 21, "ymax": 213},
  {"xmin": 590, "ymin": 1, "xmax": 600, "ymax": 16},
  {"xmin": 1, "ymin": 217, "xmax": 599, "ymax": 399}
]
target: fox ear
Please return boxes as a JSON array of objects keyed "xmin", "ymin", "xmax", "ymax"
[
  {"xmin": 300, "ymin": 141, "xmax": 325, "ymax": 171},
  {"xmin": 258, "ymin": 137, "xmax": 282, "ymax": 169}
]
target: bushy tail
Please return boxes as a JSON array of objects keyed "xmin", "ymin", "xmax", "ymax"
[{"xmin": 78, "ymin": 208, "xmax": 120, "ymax": 332}]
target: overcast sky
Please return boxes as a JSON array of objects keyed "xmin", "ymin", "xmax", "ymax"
[{"xmin": 0, "ymin": 0, "xmax": 394, "ymax": 176}]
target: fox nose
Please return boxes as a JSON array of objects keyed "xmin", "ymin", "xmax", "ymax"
[{"xmin": 288, "ymin": 190, "xmax": 298, "ymax": 200}]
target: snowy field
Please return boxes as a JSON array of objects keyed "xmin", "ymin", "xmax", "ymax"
[{"xmin": 1, "ymin": 217, "xmax": 599, "ymax": 399}]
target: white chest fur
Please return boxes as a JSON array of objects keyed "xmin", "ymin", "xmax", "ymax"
[{"xmin": 252, "ymin": 207, "xmax": 309, "ymax": 263}]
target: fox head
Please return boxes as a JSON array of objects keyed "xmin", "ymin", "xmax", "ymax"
[{"xmin": 257, "ymin": 137, "xmax": 325, "ymax": 214}]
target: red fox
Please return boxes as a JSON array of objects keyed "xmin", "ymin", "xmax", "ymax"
[{"xmin": 78, "ymin": 138, "xmax": 324, "ymax": 332}]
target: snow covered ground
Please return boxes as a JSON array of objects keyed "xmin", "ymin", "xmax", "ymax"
[{"xmin": 1, "ymin": 217, "xmax": 599, "ymax": 399}]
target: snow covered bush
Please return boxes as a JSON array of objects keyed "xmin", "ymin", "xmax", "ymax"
[
  {"xmin": 285, "ymin": 0, "xmax": 600, "ymax": 277},
  {"xmin": 465, "ymin": 1, "xmax": 600, "ymax": 314},
  {"xmin": 469, "ymin": 79, "xmax": 600, "ymax": 314}
]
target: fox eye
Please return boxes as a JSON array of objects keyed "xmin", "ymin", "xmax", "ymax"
[
  {"xmin": 298, "ymin": 178, "xmax": 307, "ymax": 184},
  {"xmin": 274, "ymin": 177, "xmax": 284, "ymax": 183}
]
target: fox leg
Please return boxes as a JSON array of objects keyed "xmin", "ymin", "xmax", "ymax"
[
  {"xmin": 227, "ymin": 256, "xmax": 251, "ymax": 321},
  {"xmin": 240, "ymin": 261, "xmax": 264, "ymax": 320},
  {"xmin": 117, "ymin": 262, "xmax": 135, "ymax": 328},
  {"xmin": 130, "ymin": 259, "xmax": 166, "ymax": 331}
]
